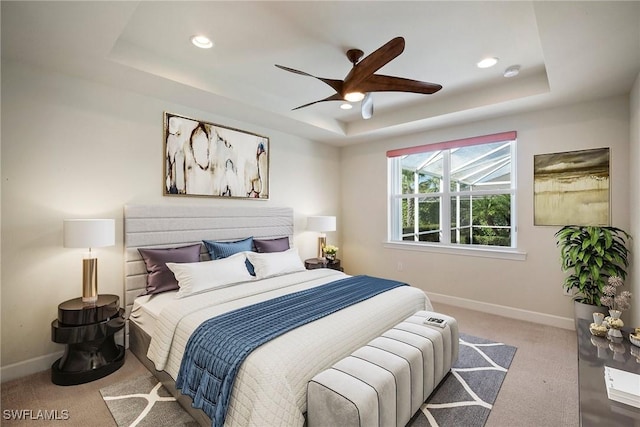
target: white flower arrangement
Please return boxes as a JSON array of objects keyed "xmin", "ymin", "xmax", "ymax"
[
  {"xmin": 601, "ymin": 276, "xmax": 632, "ymax": 312},
  {"xmin": 323, "ymin": 245, "xmax": 338, "ymax": 255}
]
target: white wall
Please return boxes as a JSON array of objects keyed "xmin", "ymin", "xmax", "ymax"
[
  {"xmin": 2, "ymin": 57, "xmax": 637, "ymax": 381},
  {"xmin": 0, "ymin": 60, "xmax": 341, "ymax": 379},
  {"xmin": 630, "ymin": 72, "xmax": 640, "ymax": 328},
  {"xmin": 341, "ymin": 96, "xmax": 631, "ymax": 328}
]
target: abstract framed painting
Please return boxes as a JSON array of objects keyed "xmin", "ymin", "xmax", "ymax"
[
  {"xmin": 163, "ymin": 112, "xmax": 269, "ymax": 199},
  {"xmin": 533, "ymin": 147, "xmax": 609, "ymax": 226}
]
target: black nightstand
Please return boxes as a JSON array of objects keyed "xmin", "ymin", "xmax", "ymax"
[
  {"xmin": 304, "ymin": 258, "xmax": 344, "ymax": 272},
  {"xmin": 51, "ymin": 294, "xmax": 125, "ymax": 385}
]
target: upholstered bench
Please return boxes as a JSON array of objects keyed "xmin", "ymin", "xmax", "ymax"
[{"xmin": 307, "ymin": 311, "xmax": 458, "ymax": 427}]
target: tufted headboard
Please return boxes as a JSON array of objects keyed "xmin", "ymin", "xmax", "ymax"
[{"xmin": 123, "ymin": 205, "xmax": 294, "ymax": 318}]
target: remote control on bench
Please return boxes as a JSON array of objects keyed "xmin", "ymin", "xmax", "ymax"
[{"xmin": 424, "ymin": 317, "xmax": 447, "ymax": 328}]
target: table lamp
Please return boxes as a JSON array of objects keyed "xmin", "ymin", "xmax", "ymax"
[
  {"xmin": 63, "ymin": 219, "xmax": 115, "ymax": 303},
  {"xmin": 307, "ymin": 216, "xmax": 336, "ymax": 259}
]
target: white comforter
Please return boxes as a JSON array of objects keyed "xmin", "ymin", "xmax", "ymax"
[{"xmin": 146, "ymin": 269, "xmax": 430, "ymax": 426}]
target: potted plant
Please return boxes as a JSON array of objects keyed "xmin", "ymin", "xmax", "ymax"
[
  {"xmin": 555, "ymin": 226, "xmax": 631, "ymax": 323},
  {"xmin": 323, "ymin": 245, "xmax": 339, "ymax": 262}
]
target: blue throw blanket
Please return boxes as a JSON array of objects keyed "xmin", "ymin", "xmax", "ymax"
[{"xmin": 175, "ymin": 274, "xmax": 407, "ymax": 426}]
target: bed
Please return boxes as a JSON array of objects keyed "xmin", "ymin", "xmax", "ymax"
[{"xmin": 124, "ymin": 205, "xmax": 431, "ymax": 426}]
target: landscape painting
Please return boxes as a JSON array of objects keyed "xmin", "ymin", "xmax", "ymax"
[
  {"xmin": 164, "ymin": 112, "xmax": 269, "ymax": 199},
  {"xmin": 534, "ymin": 148, "xmax": 609, "ymax": 226}
]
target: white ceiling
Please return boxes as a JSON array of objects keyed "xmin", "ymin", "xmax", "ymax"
[{"xmin": 2, "ymin": 1, "xmax": 639, "ymax": 146}]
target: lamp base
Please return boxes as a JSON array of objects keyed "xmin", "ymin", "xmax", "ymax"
[
  {"xmin": 82, "ymin": 258, "xmax": 98, "ymax": 303},
  {"xmin": 317, "ymin": 236, "xmax": 327, "ymax": 259},
  {"xmin": 82, "ymin": 295, "xmax": 98, "ymax": 304}
]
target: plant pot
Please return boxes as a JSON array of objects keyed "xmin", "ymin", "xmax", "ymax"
[{"xmin": 573, "ymin": 300, "xmax": 608, "ymax": 332}]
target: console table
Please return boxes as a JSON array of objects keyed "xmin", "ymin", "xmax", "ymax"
[
  {"xmin": 577, "ymin": 318, "xmax": 640, "ymax": 426},
  {"xmin": 51, "ymin": 294, "xmax": 125, "ymax": 385}
]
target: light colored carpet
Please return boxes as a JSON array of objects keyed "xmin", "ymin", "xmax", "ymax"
[
  {"xmin": 433, "ymin": 303, "xmax": 579, "ymax": 427},
  {"xmin": 0, "ymin": 302, "xmax": 578, "ymax": 426}
]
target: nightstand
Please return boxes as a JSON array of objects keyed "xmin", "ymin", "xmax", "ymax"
[
  {"xmin": 51, "ymin": 294, "xmax": 125, "ymax": 385},
  {"xmin": 304, "ymin": 258, "xmax": 344, "ymax": 272}
]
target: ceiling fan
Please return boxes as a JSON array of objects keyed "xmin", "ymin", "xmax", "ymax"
[{"xmin": 275, "ymin": 36, "xmax": 442, "ymax": 119}]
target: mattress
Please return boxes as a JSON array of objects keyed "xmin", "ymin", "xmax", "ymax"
[
  {"xmin": 139, "ymin": 268, "xmax": 430, "ymax": 427},
  {"xmin": 130, "ymin": 291, "xmax": 178, "ymax": 336}
]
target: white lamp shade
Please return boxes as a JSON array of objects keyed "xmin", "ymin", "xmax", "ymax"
[
  {"xmin": 307, "ymin": 216, "xmax": 336, "ymax": 232},
  {"xmin": 63, "ymin": 219, "xmax": 115, "ymax": 248}
]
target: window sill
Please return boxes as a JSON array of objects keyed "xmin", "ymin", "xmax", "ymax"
[{"xmin": 383, "ymin": 241, "xmax": 527, "ymax": 261}]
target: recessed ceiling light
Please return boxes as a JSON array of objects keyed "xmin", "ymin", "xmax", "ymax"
[
  {"xmin": 190, "ymin": 35, "xmax": 213, "ymax": 49},
  {"xmin": 477, "ymin": 57, "xmax": 498, "ymax": 69},
  {"xmin": 340, "ymin": 103, "xmax": 353, "ymax": 110},
  {"xmin": 504, "ymin": 65, "xmax": 521, "ymax": 78}
]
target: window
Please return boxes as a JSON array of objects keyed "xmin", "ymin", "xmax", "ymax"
[{"xmin": 388, "ymin": 132, "xmax": 517, "ymax": 249}]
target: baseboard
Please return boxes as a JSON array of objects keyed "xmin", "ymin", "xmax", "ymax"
[
  {"xmin": 1, "ymin": 351, "xmax": 63, "ymax": 383},
  {"xmin": 2, "ymin": 330, "xmax": 126, "ymax": 383},
  {"xmin": 427, "ymin": 291, "xmax": 575, "ymax": 330}
]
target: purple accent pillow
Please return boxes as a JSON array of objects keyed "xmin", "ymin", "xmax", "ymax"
[
  {"xmin": 254, "ymin": 237, "xmax": 290, "ymax": 253},
  {"xmin": 138, "ymin": 244, "xmax": 202, "ymax": 295}
]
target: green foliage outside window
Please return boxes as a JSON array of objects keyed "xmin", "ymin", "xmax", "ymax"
[
  {"xmin": 455, "ymin": 194, "xmax": 511, "ymax": 246},
  {"xmin": 400, "ymin": 168, "xmax": 511, "ymax": 246}
]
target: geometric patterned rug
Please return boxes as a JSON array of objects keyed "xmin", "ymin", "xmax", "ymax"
[
  {"xmin": 100, "ymin": 374, "xmax": 198, "ymax": 427},
  {"xmin": 409, "ymin": 333, "xmax": 518, "ymax": 427},
  {"xmin": 101, "ymin": 333, "xmax": 515, "ymax": 427}
]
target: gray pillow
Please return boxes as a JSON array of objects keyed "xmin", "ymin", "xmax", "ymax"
[
  {"xmin": 138, "ymin": 244, "xmax": 202, "ymax": 295},
  {"xmin": 254, "ymin": 237, "xmax": 290, "ymax": 253}
]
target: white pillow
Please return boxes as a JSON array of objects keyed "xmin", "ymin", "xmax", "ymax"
[
  {"xmin": 167, "ymin": 252, "xmax": 254, "ymax": 298},
  {"xmin": 245, "ymin": 247, "xmax": 305, "ymax": 279}
]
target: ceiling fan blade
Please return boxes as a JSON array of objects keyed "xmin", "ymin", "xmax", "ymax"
[
  {"xmin": 343, "ymin": 37, "xmax": 405, "ymax": 92},
  {"xmin": 361, "ymin": 93, "xmax": 373, "ymax": 120},
  {"xmin": 291, "ymin": 93, "xmax": 344, "ymax": 110},
  {"xmin": 278, "ymin": 37, "xmax": 441, "ymax": 115},
  {"xmin": 358, "ymin": 74, "xmax": 443, "ymax": 94},
  {"xmin": 275, "ymin": 64, "xmax": 343, "ymax": 93}
]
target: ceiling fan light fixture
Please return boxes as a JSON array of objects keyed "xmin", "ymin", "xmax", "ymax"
[
  {"xmin": 276, "ymin": 37, "xmax": 442, "ymax": 119},
  {"xmin": 190, "ymin": 35, "xmax": 214, "ymax": 49},
  {"xmin": 344, "ymin": 91, "xmax": 365, "ymax": 102},
  {"xmin": 340, "ymin": 103, "xmax": 353, "ymax": 110},
  {"xmin": 477, "ymin": 57, "xmax": 498, "ymax": 69}
]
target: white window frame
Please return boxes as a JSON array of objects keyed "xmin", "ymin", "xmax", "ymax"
[{"xmin": 386, "ymin": 131, "xmax": 526, "ymax": 260}]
